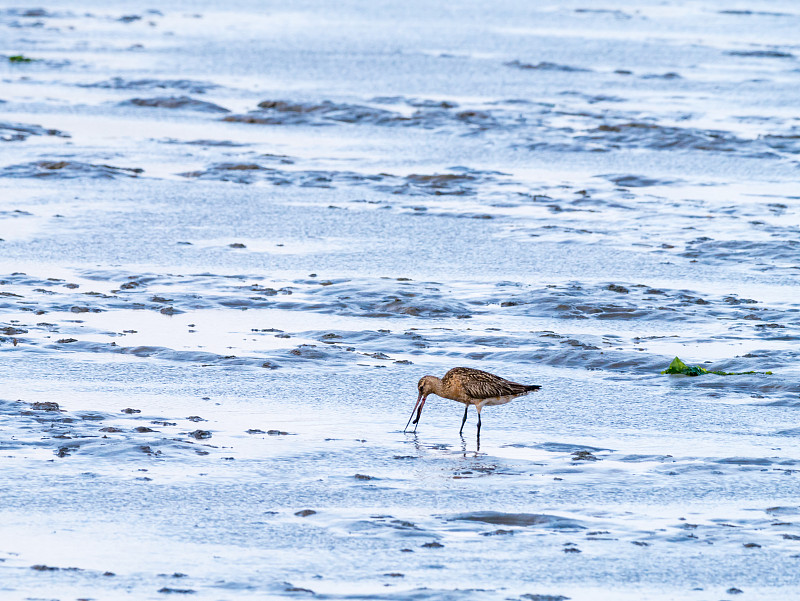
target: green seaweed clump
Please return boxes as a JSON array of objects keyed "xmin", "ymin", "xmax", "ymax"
[
  {"xmin": 662, "ymin": 357, "xmax": 706, "ymax": 376},
  {"xmin": 8, "ymin": 55, "xmax": 35, "ymax": 63},
  {"xmin": 661, "ymin": 356, "xmax": 772, "ymax": 377}
]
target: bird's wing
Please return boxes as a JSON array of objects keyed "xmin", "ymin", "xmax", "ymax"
[{"xmin": 443, "ymin": 367, "xmax": 530, "ymax": 399}]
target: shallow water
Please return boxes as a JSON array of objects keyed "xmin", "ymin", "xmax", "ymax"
[{"xmin": 1, "ymin": 1, "xmax": 799, "ymax": 600}]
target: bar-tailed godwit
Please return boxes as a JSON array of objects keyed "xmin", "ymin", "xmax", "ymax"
[{"xmin": 404, "ymin": 367, "xmax": 541, "ymax": 437}]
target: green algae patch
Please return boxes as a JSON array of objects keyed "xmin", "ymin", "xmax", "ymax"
[
  {"xmin": 662, "ymin": 356, "xmax": 772, "ymax": 377},
  {"xmin": 8, "ymin": 55, "xmax": 36, "ymax": 63}
]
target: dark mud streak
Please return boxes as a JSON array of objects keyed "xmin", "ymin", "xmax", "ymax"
[
  {"xmin": 179, "ymin": 162, "xmax": 506, "ymax": 196},
  {"xmin": 725, "ymin": 50, "xmax": 795, "ymax": 59},
  {"xmin": 222, "ymin": 98, "xmax": 506, "ymax": 133},
  {"xmin": 119, "ymin": 96, "xmax": 230, "ymax": 113},
  {"xmin": 505, "ymin": 59, "xmax": 592, "ymax": 72},
  {"xmin": 0, "ymin": 121, "xmax": 70, "ymax": 141},
  {"xmin": 215, "ymin": 95, "xmax": 800, "ymax": 162},
  {"xmin": 575, "ymin": 122, "xmax": 796, "ymax": 155},
  {"xmin": 79, "ymin": 77, "xmax": 220, "ymax": 94},
  {"xmin": 448, "ymin": 512, "xmax": 585, "ymax": 530},
  {"xmin": 0, "ymin": 161, "xmax": 143, "ymax": 179}
]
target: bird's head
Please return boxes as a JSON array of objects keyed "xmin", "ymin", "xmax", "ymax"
[{"xmin": 416, "ymin": 375, "xmax": 437, "ymax": 400}]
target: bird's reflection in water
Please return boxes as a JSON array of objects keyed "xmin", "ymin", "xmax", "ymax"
[
  {"xmin": 460, "ymin": 434, "xmax": 481, "ymax": 457},
  {"xmin": 404, "ymin": 430, "xmax": 481, "ymax": 458},
  {"xmin": 407, "ymin": 432, "xmax": 422, "ymax": 454}
]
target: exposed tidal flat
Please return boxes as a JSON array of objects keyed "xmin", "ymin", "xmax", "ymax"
[{"xmin": 1, "ymin": 1, "xmax": 799, "ymax": 599}]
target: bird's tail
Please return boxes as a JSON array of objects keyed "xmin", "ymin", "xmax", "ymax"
[{"xmin": 525, "ymin": 385, "xmax": 542, "ymax": 392}]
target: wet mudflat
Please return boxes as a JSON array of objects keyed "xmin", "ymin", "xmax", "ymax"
[{"xmin": 1, "ymin": 1, "xmax": 800, "ymax": 599}]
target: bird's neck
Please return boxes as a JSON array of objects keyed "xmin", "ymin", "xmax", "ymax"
[{"xmin": 429, "ymin": 377, "xmax": 446, "ymax": 398}]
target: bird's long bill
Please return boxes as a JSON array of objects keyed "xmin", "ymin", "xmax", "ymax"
[{"xmin": 404, "ymin": 393, "xmax": 426, "ymax": 432}]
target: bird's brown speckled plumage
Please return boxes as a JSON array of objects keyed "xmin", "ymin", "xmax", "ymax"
[
  {"xmin": 441, "ymin": 367, "xmax": 536, "ymax": 401},
  {"xmin": 405, "ymin": 366, "xmax": 541, "ymax": 437}
]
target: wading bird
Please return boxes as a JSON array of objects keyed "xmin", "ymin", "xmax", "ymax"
[{"xmin": 405, "ymin": 367, "xmax": 541, "ymax": 437}]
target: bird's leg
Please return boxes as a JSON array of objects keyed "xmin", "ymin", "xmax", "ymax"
[
  {"xmin": 459, "ymin": 404, "xmax": 469, "ymax": 435},
  {"xmin": 476, "ymin": 407, "xmax": 482, "ymax": 439}
]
